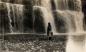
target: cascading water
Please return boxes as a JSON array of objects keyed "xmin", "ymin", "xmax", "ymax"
[
  {"xmin": 0, "ymin": 0, "xmax": 84, "ymax": 34},
  {"xmin": 33, "ymin": 0, "xmax": 57, "ymax": 33},
  {"xmin": 52, "ymin": 0, "xmax": 85, "ymax": 51},
  {"xmin": 33, "ymin": 6, "xmax": 56, "ymax": 33},
  {"xmin": 0, "ymin": 1, "xmax": 24, "ymax": 33},
  {"xmin": 11, "ymin": 4, "xmax": 24, "ymax": 33},
  {"xmin": 53, "ymin": 0, "xmax": 84, "ymax": 33},
  {"xmin": 53, "ymin": 0, "xmax": 69, "ymax": 10},
  {"xmin": 6, "ymin": 3, "xmax": 13, "ymax": 33},
  {"xmin": 51, "ymin": 0, "xmax": 85, "ymax": 52},
  {"xmin": 55, "ymin": 0, "xmax": 85, "ymax": 52}
]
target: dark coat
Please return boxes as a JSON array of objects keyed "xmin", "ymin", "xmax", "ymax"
[{"xmin": 47, "ymin": 23, "xmax": 52, "ymax": 36}]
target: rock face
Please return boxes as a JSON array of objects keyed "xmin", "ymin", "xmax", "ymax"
[{"xmin": 82, "ymin": 0, "xmax": 86, "ymax": 30}]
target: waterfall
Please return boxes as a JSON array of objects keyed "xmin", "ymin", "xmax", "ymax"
[
  {"xmin": 11, "ymin": 4, "xmax": 24, "ymax": 33},
  {"xmin": 1, "ymin": 0, "xmax": 84, "ymax": 34},
  {"xmin": 0, "ymin": 0, "xmax": 84, "ymax": 34},
  {"xmin": 65, "ymin": 0, "xmax": 84, "ymax": 52},
  {"xmin": 53, "ymin": 0, "xmax": 84, "ymax": 33},
  {"xmin": 33, "ymin": 6, "xmax": 56, "ymax": 33},
  {"xmin": 67, "ymin": 11, "xmax": 84, "ymax": 32},
  {"xmin": 33, "ymin": 0, "xmax": 57, "ymax": 33},
  {"xmin": 54, "ymin": 10, "xmax": 75, "ymax": 32},
  {"xmin": 40, "ymin": 0, "xmax": 57, "ymax": 33},
  {"xmin": 1, "ymin": 1, "xmax": 24, "ymax": 33},
  {"xmin": 6, "ymin": 3, "xmax": 13, "ymax": 33},
  {"xmin": 53, "ymin": 0, "xmax": 69, "ymax": 10}
]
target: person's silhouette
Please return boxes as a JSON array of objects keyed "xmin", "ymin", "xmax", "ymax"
[{"xmin": 47, "ymin": 22, "xmax": 52, "ymax": 36}]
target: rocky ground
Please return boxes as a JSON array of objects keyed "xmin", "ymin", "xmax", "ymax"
[{"xmin": 0, "ymin": 34, "xmax": 67, "ymax": 52}]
